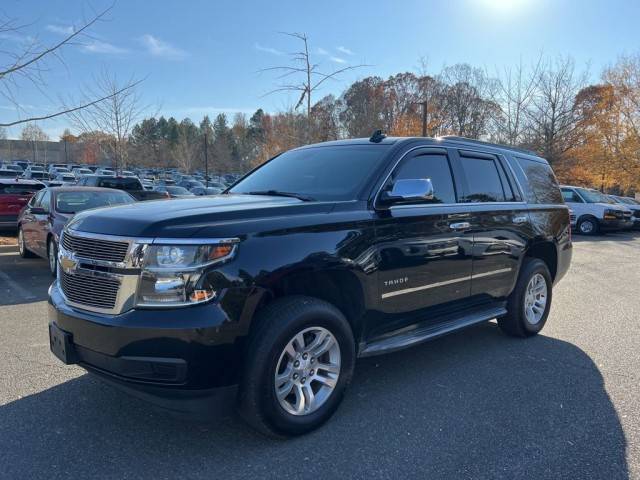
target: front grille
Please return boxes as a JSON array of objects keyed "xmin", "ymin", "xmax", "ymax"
[
  {"xmin": 570, "ymin": 214, "xmax": 576, "ymax": 222},
  {"xmin": 60, "ymin": 270, "xmax": 120, "ymax": 310},
  {"xmin": 62, "ymin": 232, "xmax": 129, "ymax": 262}
]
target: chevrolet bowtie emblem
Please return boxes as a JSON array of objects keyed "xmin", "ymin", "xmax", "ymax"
[{"xmin": 60, "ymin": 256, "xmax": 77, "ymax": 272}]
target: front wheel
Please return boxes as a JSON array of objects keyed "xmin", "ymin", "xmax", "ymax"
[
  {"xmin": 48, "ymin": 238, "xmax": 58, "ymax": 277},
  {"xmin": 577, "ymin": 217, "xmax": 599, "ymax": 236},
  {"xmin": 239, "ymin": 296, "xmax": 355, "ymax": 437},
  {"xmin": 18, "ymin": 227, "xmax": 36, "ymax": 258},
  {"xmin": 498, "ymin": 258, "xmax": 552, "ymax": 337}
]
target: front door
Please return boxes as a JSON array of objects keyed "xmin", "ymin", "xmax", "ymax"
[{"xmin": 372, "ymin": 147, "xmax": 473, "ymax": 336}]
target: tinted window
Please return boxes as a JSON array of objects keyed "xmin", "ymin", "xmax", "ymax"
[
  {"xmin": 516, "ymin": 157, "xmax": 563, "ymax": 204},
  {"xmin": 98, "ymin": 178, "xmax": 142, "ymax": 190},
  {"xmin": 459, "ymin": 157, "xmax": 507, "ymax": 202},
  {"xmin": 391, "ymin": 153, "xmax": 456, "ymax": 204},
  {"xmin": 230, "ymin": 145, "xmax": 391, "ymax": 201},
  {"xmin": 561, "ymin": 189, "xmax": 583, "ymax": 203},
  {"xmin": 0, "ymin": 183, "xmax": 45, "ymax": 195},
  {"xmin": 575, "ymin": 187, "xmax": 615, "ymax": 204}
]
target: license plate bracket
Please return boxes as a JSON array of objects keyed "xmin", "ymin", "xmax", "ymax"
[{"xmin": 49, "ymin": 323, "xmax": 77, "ymax": 364}]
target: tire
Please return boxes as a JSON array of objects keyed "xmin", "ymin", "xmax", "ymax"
[
  {"xmin": 238, "ymin": 296, "xmax": 355, "ymax": 437},
  {"xmin": 577, "ymin": 216, "xmax": 599, "ymax": 236},
  {"xmin": 498, "ymin": 258, "xmax": 552, "ymax": 338},
  {"xmin": 48, "ymin": 237, "xmax": 58, "ymax": 277},
  {"xmin": 18, "ymin": 227, "xmax": 36, "ymax": 258}
]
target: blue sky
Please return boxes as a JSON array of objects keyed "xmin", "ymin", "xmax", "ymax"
[{"xmin": 1, "ymin": 0, "xmax": 639, "ymax": 138}]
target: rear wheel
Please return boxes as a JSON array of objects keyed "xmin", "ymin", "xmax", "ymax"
[
  {"xmin": 239, "ymin": 296, "xmax": 355, "ymax": 437},
  {"xmin": 498, "ymin": 258, "xmax": 552, "ymax": 337},
  {"xmin": 577, "ymin": 216, "xmax": 599, "ymax": 235},
  {"xmin": 18, "ymin": 227, "xmax": 36, "ymax": 258}
]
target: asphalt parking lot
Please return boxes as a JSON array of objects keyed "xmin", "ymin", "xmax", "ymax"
[{"xmin": 0, "ymin": 232, "xmax": 639, "ymax": 479}]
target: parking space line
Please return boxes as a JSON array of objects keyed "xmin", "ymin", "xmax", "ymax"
[{"xmin": 0, "ymin": 269, "xmax": 38, "ymax": 301}]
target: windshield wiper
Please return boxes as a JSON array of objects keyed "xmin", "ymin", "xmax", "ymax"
[{"xmin": 247, "ymin": 190, "xmax": 315, "ymax": 202}]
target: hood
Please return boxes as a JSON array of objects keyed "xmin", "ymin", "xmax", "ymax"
[{"xmin": 67, "ymin": 194, "xmax": 335, "ymax": 238}]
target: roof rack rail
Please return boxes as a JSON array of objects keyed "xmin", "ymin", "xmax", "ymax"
[{"xmin": 438, "ymin": 136, "xmax": 539, "ymax": 157}]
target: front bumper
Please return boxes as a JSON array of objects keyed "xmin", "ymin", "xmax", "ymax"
[
  {"xmin": 599, "ymin": 217, "xmax": 628, "ymax": 231},
  {"xmin": 48, "ymin": 282, "xmax": 244, "ymax": 416}
]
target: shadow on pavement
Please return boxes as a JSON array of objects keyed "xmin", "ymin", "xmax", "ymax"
[
  {"xmin": 0, "ymin": 252, "xmax": 51, "ymax": 306},
  {"xmin": 0, "ymin": 323, "xmax": 628, "ymax": 479}
]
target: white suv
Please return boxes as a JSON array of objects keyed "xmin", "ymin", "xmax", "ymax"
[{"xmin": 561, "ymin": 185, "xmax": 631, "ymax": 235}]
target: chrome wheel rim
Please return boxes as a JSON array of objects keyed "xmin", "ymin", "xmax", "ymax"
[
  {"xmin": 18, "ymin": 229, "xmax": 24, "ymax": 255},
  {"xmin": 580, "ymin": 220, "xmax": 594, "ymax": 234},
  {"xmin": 48, "ymin": 241, "xmax": 56, "ymax": 273},
  {"xmin": 524, "ymin": 273, "xmax": 547, "ymax": 325},
  {"xmin": 274, "ymin": 326, "xmax": 341, "ymax": 416}
]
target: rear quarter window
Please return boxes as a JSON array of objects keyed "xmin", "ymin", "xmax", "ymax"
[{"xmin": 514, "ymin": 157, "xmax": 563, "ymax": 204}]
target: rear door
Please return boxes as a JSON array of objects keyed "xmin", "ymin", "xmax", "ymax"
[
  {"xmin": 453, "ymin": 150, "xmax": 529, "ymax": 300},
  {"xmin": 32, "ymin": 189, "xmax": 52, "ymax": 257},
  {"xmin": 373, "ymin": 147, "xmax": 474, "ymax": 334}
]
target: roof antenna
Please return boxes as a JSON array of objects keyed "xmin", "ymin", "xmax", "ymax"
[{"xmin": 369, "ymin": 129, "xmax": 386, "ymax": 143}]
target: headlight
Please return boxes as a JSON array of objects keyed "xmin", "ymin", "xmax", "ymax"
[{"xmin": 135, "ymin": 240, "xmax": 238, "ymax": 308}]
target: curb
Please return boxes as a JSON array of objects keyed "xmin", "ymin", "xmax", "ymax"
[{"xmin": 0, "ymin": 244, "xmax": 18, "ymax": 253}]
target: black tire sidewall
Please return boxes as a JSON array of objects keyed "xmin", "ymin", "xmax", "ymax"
[
  {"xmin": 48, "ymin": 239, "xmax": 57, "ymax": 277},
  {"xmin": 243, "ymin": 299, "xmax": 355, "ymax": 436},
  {"xmin": 517, "ymin": 260, "xmax": 552, "ymax": 335}
]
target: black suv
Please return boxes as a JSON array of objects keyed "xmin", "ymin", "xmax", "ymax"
[{"xmin": 48, "ymin": 135, "xmax": 572, "ymax": 436}]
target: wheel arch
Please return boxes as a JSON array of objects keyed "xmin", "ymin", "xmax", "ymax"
[
  {"xmin": 249, "ymin": 268, "xmax": 366, "ymax": 343},
  {"xmin": 525, "ymin": 239, "xmax": 558, "ymax": 281}
]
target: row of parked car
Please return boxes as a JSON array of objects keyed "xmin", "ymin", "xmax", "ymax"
[
  {"xmin": 0, "ymin": 161, "xmax": 244, "ymax": 275},
  {"xmin": 0, "ymin": 160, "xmax": 241, "ymax": 196},
  {"xmin": 561, "ymin": 185, "xmax": 640, "ymax": 235}
]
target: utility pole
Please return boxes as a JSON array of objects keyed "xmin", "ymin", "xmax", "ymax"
[
  {"xmin": 204, "ymin": 133, "xmax": 209, "ymax": 188},
  {"xmin": 421, "ymin": 99, "xmax": 429, "ymax": 137}
]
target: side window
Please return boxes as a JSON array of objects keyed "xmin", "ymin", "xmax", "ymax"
[
  {"xmin": 391, "ymin": 153, "xmax": 457, "ymax": 204},
  {"xmin": 561, "ymin": 189, "xmax": 582, "ymax": 203},
  {"xmin": 516, "ymin": 157, "xmax": 563, "ymax": 204},
  {"xmin": 30, "ymin": 190, "xmax": 44, "ymax": 207},
  {"xmin": 40, "ymin": 191, "xmax": 51, "ymax": 212},
  {"xmin": 459, "ymin": 156, "xmax": 507, "ymax": 203}
]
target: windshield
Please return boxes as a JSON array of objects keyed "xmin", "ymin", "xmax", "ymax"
[
  {"xmin": 29, "ymin": 172, "xmax": 48, "ymax": 179},
  {"xmin": 0, "ymin": 170, "xmax": 19, "ymax": 177},
  {"xmin": 617, "ymin": 196, "xmax": 639, "ymax": 205},
  {"xmin": 576, "ymin": 188, "xmax": 616, "ymax": 204},
  {"xmin": 55, "ymin": 190, "xmax": 134, "ymax": 213},
  {"xmin": 165, "ymin": 186, "xmax": 193, "ymax": 195},
  {"xmin": 98, "ymin": 177, "xmax": 142, "ymax": 190},
  {"xmin": 229, "ymin": 145, "xmax": 392, "ymax": 201},
  {"xmin": 0, "ymin": 183, "xmax": 44, "ymax": 194}
]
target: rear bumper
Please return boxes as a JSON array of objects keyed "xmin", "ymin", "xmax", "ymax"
[
  {"xmin": 48, "ymin": 282, "xmax": 245, "ymax": 417},
  {"xmin": 0, "ymin": 214, "xmax": 18, "ymax": 228}
]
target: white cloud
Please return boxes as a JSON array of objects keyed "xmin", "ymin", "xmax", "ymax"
[
  {"xmin": 255, "ymin": 43, "xmax": 283, "ymax": 56},
  {"xmin": 330, "ymin": 56, "xmax": 347, "ymax": 64},
  {"xmin": 46, "ymin": 24, "xmax": 74, "ymax": 35},
  {"xmin": 80, "ymin": 40, "xmax": 129, "ymax": 55},
  {"xmin": 140, "ymin": 34, "xmax": 187, "ymax": 60},
  {"xmin": 336, "ymin": 46, "xmax": 354, "ymax": 55},
  {"xmin": 317, "ymin": 47, "xmax": 329, "ymax": 55}
]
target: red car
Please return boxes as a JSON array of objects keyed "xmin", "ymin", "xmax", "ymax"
[
  {"xmin": 18, "ymin": 187, "xmax": 136, "ymax": 276},
  {"xmin": 0, "ymin": 178, "xmax": 45, "ymax": 229}
]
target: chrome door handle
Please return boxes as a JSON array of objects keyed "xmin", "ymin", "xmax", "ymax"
[
  {"xmin": 513, "ymin": 216, "xmax": 528, "ymax": 224},
  {"xmin": 449, "ymin": 222, "xmax": 471, "ymax": 231}
]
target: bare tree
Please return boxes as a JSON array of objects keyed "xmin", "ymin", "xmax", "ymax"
[
  {"xmin": 261, "ymin": 32, "xmax": 368, "ymax": 139},
  {"xmin": 66, "ymin": 70, "xmax": 146, "ymax": 171},
  {"xmin": 525, "ymin": 56, "xmax": 588, "ymax": 163},
  {"xmin": 0, "ymin": 4, "xmax": 140, "ymax": 128},
  {"xmin": 493, "ymin": 56, "xmax": 542, "ymax": 145}
]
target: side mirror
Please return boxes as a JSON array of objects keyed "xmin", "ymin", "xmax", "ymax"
[
  {"xmin": 380, "ymin": 178, "xmax": 434, "ymax": 205},
  {"xmin": 30, "ymin": 206, "xmax": 46, "ymax": 215}
]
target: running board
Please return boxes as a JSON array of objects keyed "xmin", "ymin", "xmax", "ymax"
[{"xmin": 359, "ymin": 306, "xmax": 507, "ymax": 357}]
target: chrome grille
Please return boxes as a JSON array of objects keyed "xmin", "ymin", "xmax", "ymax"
[
  {"xmin": 62, "ymin": 232, "xmax": 129, "ymax": 263},
  {"xmin": 60, "ymin": 271, "xmax": 120, "ymax": 310}
]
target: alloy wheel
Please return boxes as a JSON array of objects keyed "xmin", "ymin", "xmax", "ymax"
[
  {"xmin": 524, "ymin": 273, "xmax": 547, "ymax": 325},
  {"xmin": 579, "ymin": 220, "xmax": 594, "ymax": 234},
  {"xmin": 274, "ymin": 326, "xmax": 341, "ymax": 416}
]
